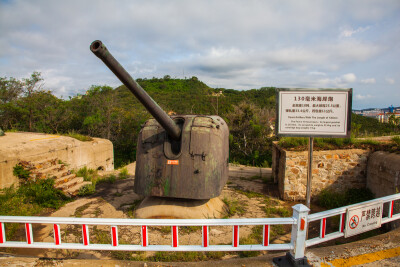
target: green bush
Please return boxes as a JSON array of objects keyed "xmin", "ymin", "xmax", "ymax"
[
  {"xmin": 118, "ymin": 167, "xmax": 129, "ymax": 179},
  {"xmin": 0, "ymin": 179, "xmax": 70, "ymax": 239},
  {"xmin": 392, "ymin": 136, "xmax": 400, "ymax": 146},
  {"xmin": 13, "ymin": 164, "xmax": 30, "ymax": 179},
  {"xmin": 77, "ymin": 184, "xmax": 96, "ymax": 196},
  {"xmin": 96, "ymin": 174, "xmax": 117, "ymax": 185},
  {"xmin": 17, "ymin": 179, "xmax": 70, "ymax": 209},
  {"xmin": 76, "ymin": 166, "xmax": 97, "ymax": 181}
]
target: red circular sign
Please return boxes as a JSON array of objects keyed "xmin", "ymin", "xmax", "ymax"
[{"xmin": 349, "ymin": 215, "xmax": 359, "ymax": 229}]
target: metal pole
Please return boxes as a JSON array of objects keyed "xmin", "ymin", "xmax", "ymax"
[{"xmin": 305, "ymin": 137, "xmax": 314, "ymax": 208}]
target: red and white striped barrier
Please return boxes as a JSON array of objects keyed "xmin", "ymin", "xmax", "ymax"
[
  {"xmin": 0, "ymin": 193, "xmax": 398, "ymax": 262},
  {"xmin": 54, "ymin": 224, "xmax": 61, "ymax": 245}
]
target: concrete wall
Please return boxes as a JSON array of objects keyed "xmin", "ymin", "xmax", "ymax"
[
  {"xmin": 272, "ymin": 142, "xmax": 370, "ymax": 201},
  {"xmin": 367, "ymin": 151, "xmax": 400, "ymax": 229},
  {"xmin": 0, "ymin": 132, "xmax": 114, "ymax": 188}
]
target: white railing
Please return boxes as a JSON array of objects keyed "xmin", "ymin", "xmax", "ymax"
[
  {"xmin": 305, "ymin": 193, "xmax": 400, "ymax": 248},
  {"xmin": 0, "ymin": 216, "xmax": 294, "ymax": 252},
  {"xmin": 0, "ymin": 193, "xmax": 399, "ymax": 262}
]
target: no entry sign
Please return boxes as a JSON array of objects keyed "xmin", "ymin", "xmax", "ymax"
[
  {"xmin": 276, "ymin": 88, "xmax": 352, "ymax": 138},
  {"xmin": 345, "ymin": 201, "xmax": 383, "ymax": 238}
]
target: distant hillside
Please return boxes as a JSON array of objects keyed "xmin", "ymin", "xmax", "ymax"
[
  {"xmin": 351, "ymin": 113, "xmax": 399, "ymax": 137},
  {"xmin": 116, "ymin": 76, "xmax": 276, "ymax": 116}
]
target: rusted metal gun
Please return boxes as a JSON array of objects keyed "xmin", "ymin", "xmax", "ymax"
[{"xmin": 91, "ymin": 40, "xmax": 229, "ymax": 199}]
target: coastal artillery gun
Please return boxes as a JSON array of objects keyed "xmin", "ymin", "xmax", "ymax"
[{"xmin": 90, "ymin": 40, "xmax": 229, "ymax": 200}]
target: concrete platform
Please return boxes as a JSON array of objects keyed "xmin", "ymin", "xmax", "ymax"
[{"xmin": 0, "ymin": 132, "xmax": 114, "ymax": 188}]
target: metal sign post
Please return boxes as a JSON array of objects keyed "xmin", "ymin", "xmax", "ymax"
[
  {"xmin": 276, "ymin": 88, "xmax": 352, "ymax": 208},
  {"xmin": 305, "ymin": 137, "xmax": 314, "ymax": 208}
]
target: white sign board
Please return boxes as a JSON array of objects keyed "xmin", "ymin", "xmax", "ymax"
[
  {"xmin": 345, "ymin": 202, "xmax": 383, "ymax": 238},
  {"xmin": 277, "ymin": 89, "xmax": 352, "ymax": 137}
]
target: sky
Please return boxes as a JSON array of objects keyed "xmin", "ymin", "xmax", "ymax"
[{"xmin": 0, "ymin": 0, "xmax": 399, "ymax": 109}]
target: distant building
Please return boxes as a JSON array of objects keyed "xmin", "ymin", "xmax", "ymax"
[
  {"xmin": 377, "ymin": 112, "xmax": 400, "ymax": 123},
  {"xmin": 353, "ymin": 106, "xmax": 400, "ymax": 123}
]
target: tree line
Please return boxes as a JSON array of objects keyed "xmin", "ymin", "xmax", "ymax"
[
  {"xmin": 0, "ymin": 72, "xmax": 277, "ymax": 167},
  {"xmin": 2, "ymin": 72, "xmax": 398, "ymax": 168}
]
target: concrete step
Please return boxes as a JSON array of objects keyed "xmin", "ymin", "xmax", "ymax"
[
  {"xmin": 30, "ymin": 159, "xmax": 58, "ymax": 170},
  {"xmin": 64, "ymin": 181, "xmax": 92, "ymax": 196},
  {"xmin": 48, "ymin": 169, "xmax": 71, "ymax": 179},
  {"xmin": 54, "ymin": 173, "xmax": 77, "ymax": 186},
  {"xmin": 37, "ymin": 164, "xmax": 65, "ymax": 174},
  {"xmin": 55, "ymin": 177, "xmax": 84, "ymax": 190}
]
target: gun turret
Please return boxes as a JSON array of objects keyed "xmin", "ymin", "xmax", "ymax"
[{"xmin": 90, "ymin": 40, "xmax": 229, "ymax": 200}]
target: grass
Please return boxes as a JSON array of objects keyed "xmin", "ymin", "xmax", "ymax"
[
  {"xmin": 75, "ymin": 166, "xmax": 98, "ymax": 181},
  {"xmin": 317, "ymin": 188, "xmax": 374, "ymax": 209},
  {"xmin": 74, "ymin": 167, "xmax": 125, "ymax": 196},
  {"xmin": 63, "ymin": 131, "xmax": 93, "ymax": 142},
  {"xmin": 264, "ymin": 206, "xmax": 291, "ymax": 217},
  {"xmin": 238, "ymin": 225, "xmax": 263, "ymax": 257},
  {"xmin": 111, "ymin": 250, "xmax": 146, "ymax": 261},
  {"xmin": 278, "ymin": 136, "xmax": 388, "ymax": 150},
  {"xmin": 74, "ymin": 203, "xmax": 91, "ymax": 217},
  {"xmin": 13, "ymin": 164, "xmax": 31, "ymax": 179},
  {"xmin": 148, "ymin": 251, "xmax": 225, "ymax": 262},
  {"xmin": 222, "ymin": 197, "xmax": 246, "ymax": 216},
  {"xmin": 0, "ymin": 179, "xmax": 70, "ymax": 240},
  {"xmin": 392, "ymin": 136, "xmax": 400, "ymax": 146},
  {"xmin": 118, "ymin": 167, "xmax": 129, "ymax": 179},
  {"xmin": 180, "ymin": 226, "xmax": 202, "ymax": 234},
  {"xmin": 91, "ymin": 225, "xmax": 111, "ymax": 244},
  {"xmin": 77, "ymin": 184, "xmax": 95, "ymax": 196},
  {"xmin": 125, "ymin": 199, "xmax": 143, "ymax": 218},
  {"xmin": 234, "ymin": 188, "xmax": 265, "ymax": 198}
]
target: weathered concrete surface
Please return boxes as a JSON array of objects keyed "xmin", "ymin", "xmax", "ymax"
[
  {"xmin": 0, "ymin": 132, "xmax": 114, "ymax": 189},
  {"xmin": 135, "ymin": 196, "xmax": 228, "ymax": 219},
  {"xmin": 367, "ymin": 151, "xmax": 400, "ymax": 197},
  {"xmin": 367, "ymin": 151, "xmax": 400, "ymax": 229}
]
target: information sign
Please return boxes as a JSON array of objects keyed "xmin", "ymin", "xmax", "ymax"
[
  {"xmin": 276, "ymin": 89, "xmax": 352, "ymax": 137},
  {"xmin": 345, "ymin": 201, "xmax": 383, "ymax": 238}
]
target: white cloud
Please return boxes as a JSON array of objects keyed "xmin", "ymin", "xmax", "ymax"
[
  {"xmin": 360, "ymin": 78, "xmax": 376, "ymax": 84},
  {"xmin": 386, "ymin": 78, "xmax": 395, "ymax": 84},
  {"xmin": 340, "ymin": 26, "xmax": 370, "ymax": 38},
  {"xmin": 0, "ymin": 0, "xmax": 398, "ymax": 109},
  {"xmin": 309, "ymin": 71, "xmax": 326, "ymax": 76},
  {"xmin": 341, "ymin": 73, "xmax": 357, "ymax": 83},
  {"xmin": 356, "ymin": 94, "xmax": 373, "ymax": 100}
]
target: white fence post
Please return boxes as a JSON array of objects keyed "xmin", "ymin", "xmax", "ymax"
[
  {"xmin": 274, "ymin": 204, "xmax": 310, "ymax": 266},
  {"xmin": 273, "ymin": 204, "xmax": 311, "ymax": 266},
  {"xmin": 291, "ymin": 204, "xmax": 310, "ymax": 259}
]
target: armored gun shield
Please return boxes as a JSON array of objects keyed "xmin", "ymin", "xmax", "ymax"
[{"xmin": 135, "ymin": 115, "xmax": 229, "ymax": 199}]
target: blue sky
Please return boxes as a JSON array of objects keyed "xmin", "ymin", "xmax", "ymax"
[{"xmin": 0, "ymin": 0, "xmax": 399, "ymax": 109}]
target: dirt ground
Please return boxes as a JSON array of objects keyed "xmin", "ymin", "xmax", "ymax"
[
  {"xmin": 2, "ymin": 163, "xmax": 400, "ymax": 266},
  {"xmin": 5, "ymin": 163, "xmax": 294, "ymax": 262}
]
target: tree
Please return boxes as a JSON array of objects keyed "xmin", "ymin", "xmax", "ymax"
[
  {"xmin": 225, "ymin": 101, "xmax": 275, "ymax": 166},
  {"xmin": 22, "ymin": 72, "xmax": 44, "ymax": 131},
  {"xmin": 388, "ymin": 114, "xmax": 399, "ymax": 126},
  {"xmin": 0, "ymin": 76, "xmax": 23, "ymax": 104}
]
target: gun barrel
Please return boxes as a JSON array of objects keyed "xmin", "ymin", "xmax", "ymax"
[{"xmin": 90, "ymin": 40, "xmax": 181, "ymax": 140}]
